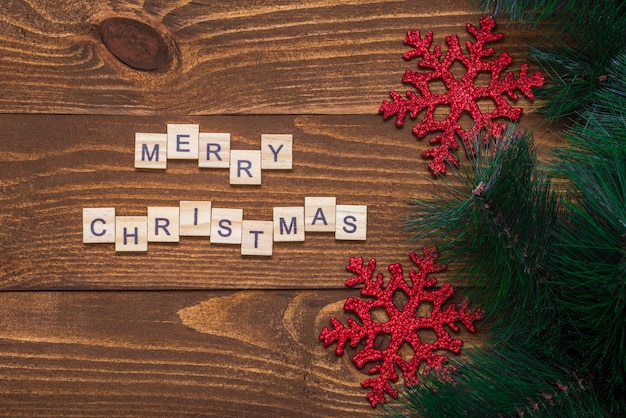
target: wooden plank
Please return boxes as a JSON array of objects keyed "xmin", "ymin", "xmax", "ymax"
[
  {"xmin": 3, "ymin": 113, "xmax": 523, "ymax": 289},
  {"xmin": 0, "ymin": 0, "xmax": 547, "ymax": 115},
  {"xmin": 0, "ymin": 289, "xmax": 483, "ymax": 416},
  {"xmin": 0, "ymin": 113, "xmax": 561, "ymax": 290}
]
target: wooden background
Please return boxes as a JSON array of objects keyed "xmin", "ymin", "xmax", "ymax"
[{"xmin": 0, "ymin": 1, "xmax": 559, "ymax": 416}]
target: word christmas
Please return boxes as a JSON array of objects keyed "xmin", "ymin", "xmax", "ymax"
[
  {"xmin": 134, "ymin": 123, "xmax": 292, "ymax": 184},
  {"xmin": 84, "ymin": 123, "xmax": 368, "ymax": 255},
  {"xmin": 83, "ymin": 197, "xmax": 367, "ymax": 256}
]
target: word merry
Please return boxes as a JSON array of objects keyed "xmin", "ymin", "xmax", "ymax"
[
  {"xmin": 83, "ymin": 197, "xmax": 367, "ymax": 256},
  {"xmin": 135, "ymin": 123, "xmax": 292, "ymax": 185}
]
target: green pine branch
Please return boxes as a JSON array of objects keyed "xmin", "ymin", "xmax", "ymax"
[
  {"xmin": 549, "ymin": 54, "xmax": 626, "ymax": 412},
  {"xmin": 383, "ymin": 7, "xmax": 626, "ymax": 416},
  {"xmin": 478, "ymin": 0, "xmax": 584, "ymax": 29},
  {"xmin": 528, "ymin": 1, "xmax": 626, "ymax": 120},
  {"xmin": 384, "ymin": 346, "xmax": 610, "ymax": 417},
  {"xmin": 404, "ymin": 128, "xmax": 560, "ymax": 347},
  {"xmin": 395, "ymin": 116, "xmax": 625, "ymax": 414}
]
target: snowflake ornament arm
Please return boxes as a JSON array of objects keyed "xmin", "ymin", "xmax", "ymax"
[
  {"xmin": 320, "ymin": 247, "xmax": 483, "ymax": 407},
  {"xmin": 380, "ymin": 16, "xmax": 544, "ymax": 175}
]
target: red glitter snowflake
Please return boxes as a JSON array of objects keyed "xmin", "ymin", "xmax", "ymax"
[
  {"xmin": 319, "ymin": 247, "xmax": 482, "ymax": 407},
  {"xmin": 379, "ymin": 16, "xmax": 544, "ymax": 175}
]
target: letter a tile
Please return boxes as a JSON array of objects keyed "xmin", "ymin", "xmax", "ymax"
[{"xmin": 304, "ymin": 197, "xmax": 336, "ymax": 232}]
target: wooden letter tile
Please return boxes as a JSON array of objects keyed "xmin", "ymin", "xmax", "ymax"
[
  {"xmin": 335, "ymin": 205, "xmax": 367, "ymax": 240},
  {"xmin": 167, "ymin": 123, "xmax": 199, "ymax": 159},
  {"xmin": 273, "ymin": 206, "xmax": 305, "ymax": 242},
  {"xmin": 83, "ymin": 207, "xmax": 115, "ymax": 243},
  {"xmin": 198, "ymin": 133, "xmax": 230, "ymax": 168},
  {"xmin": 147, "ymin": 207, "xmax": 180, "ymax": 242},
  {"xmin": 210, "ymin": 208, "xmax": 243, "ymax": 244},
  {"xmin": 304, "ymin": 196, "xmax": 336, "ymax": 232},
  {"xmin": 261, "ymin": 134, "xmax": 293, "ymax": 169},
  {"xmin": 115, "ymin": 216, "xmax": 148, "ymax": 252},
  {"xmin": 241, "ymin": 220, "xmax": 273, "ymax": 256},
  {"xmin": 179, "ymin": 201, "xmax": 212, "ymax": 236},
  {"xmin": 230, "ymin": 150, "xmax": 262, "ymax": 185},
  {"xmin": 135, "ymin": 133, "xmax": 167, "ymax": 169}
]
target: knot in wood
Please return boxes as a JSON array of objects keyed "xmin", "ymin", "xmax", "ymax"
[{"xmin": 100, "ymin": 17, "xmax": 173, "ymax": 71}]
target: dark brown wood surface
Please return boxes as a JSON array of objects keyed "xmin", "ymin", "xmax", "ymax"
[
  {"xmin": 0, "ymin": 0, "xmax": 558, "ymax": 416},
  {"xmin": 0, "ymin": 0, "xmax": 548, "ymax": 116},
  {"xmin": 0, "ymin": 290, "xmax": 482, "ymax": 417}
]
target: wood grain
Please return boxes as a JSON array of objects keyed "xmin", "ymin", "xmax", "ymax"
[
  {"xmin": 0, "ymin": 289, "xmax": 483, "ymax": 417},
  {"xmin": 0, "ymin": 113, "xmax": 560, "ymax": 290},
  {"xmin": 0, "ymin": 0, "xmax": 548, "ymax": 115},
  {"xmin": 0, "ymin": 0, "xmax": 562, "ymax": 415},
  {"xmin": 0, "ymin": 113, "xmax": 479, "ymax": 289}
]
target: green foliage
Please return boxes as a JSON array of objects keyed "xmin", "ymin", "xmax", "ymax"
[
  {"xmin": 384, "ymin": 347, "xmax": 610, "ymax": 418},
  {"xmin": 478, "ymin": 0, "xmax": 586, "ymax": 29},
  {"xmin": 383, "ymin": 6, "xmax": 626, "ymax": 416},
  {"xmin": 392, "ymin": 120, "xmax": 624, "ymax": 415},
  {"xmin": 405, "ymin": 129, "xmax": 560, "ymax": 347},
  {"xmin": 394, "ymin": 75, "xmax": 626, "ymax": 412},
  {"xmin": 549, "ymin": 57, "xmax": 626, "ymax": 411},
  {"xmin": 528, "ymin": 1, "xmax": 626, "ymax": 119},
  {"xmin": 480, "ymin": 0, "xmax": 626, "ymax": 121}
]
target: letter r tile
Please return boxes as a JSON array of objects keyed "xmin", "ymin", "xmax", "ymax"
[
  {"xmin": 198, "ymin": 133, "xmax": 230, "ymax": 168},
  {"xmin": 230, "ymin": 150, "xmax": 262, "ymax": 185},
  {"xmin": 147, "ymin": 207, "xmax": 180, "ymax": 242}
]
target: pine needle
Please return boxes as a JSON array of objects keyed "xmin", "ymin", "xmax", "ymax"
[{"xmin": 405, "ymin": 127, "xmax": 561, "ymax": 348}]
